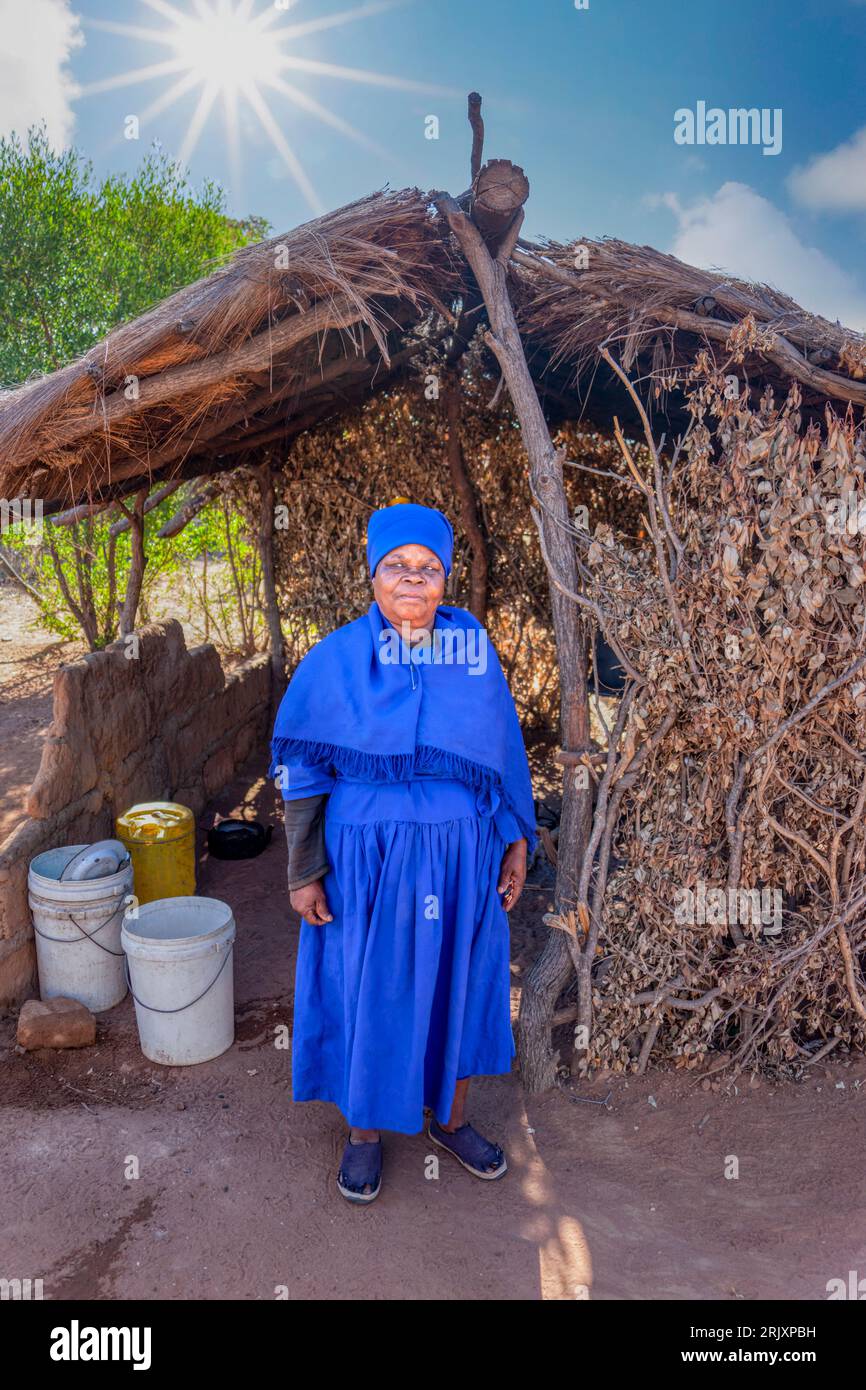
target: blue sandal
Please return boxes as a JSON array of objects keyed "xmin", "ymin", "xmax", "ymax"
[
  {"xmin": 337, "ymin": 1137, "xmax": 383, "ymax": 1204},
  {"xmin": 427, "ymin": 1118, "xmax": 507, "ymax": 1180}
]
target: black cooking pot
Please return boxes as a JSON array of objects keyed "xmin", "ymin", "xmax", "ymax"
[{"xmin": 207, "ymin": 818, "xmax": 273, "ymax": 861}]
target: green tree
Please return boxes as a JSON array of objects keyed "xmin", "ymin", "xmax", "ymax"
[
  {"xmin": 0, "ymin": 126, "xmax": 266, "ymax": 385},
  {"xmin": 0, "ymin": 128, "xmax": 269, "ymax": 648},
  {"xmin": 3, "ymin": 482, "xmax": 264, "ymax": 654}
]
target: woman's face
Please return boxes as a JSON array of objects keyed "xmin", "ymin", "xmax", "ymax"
[{"xmin": 373, "ymin": 542, "xmax": 446, "ymax": 632}]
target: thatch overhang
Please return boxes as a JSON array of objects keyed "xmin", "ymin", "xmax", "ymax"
[
  {"xmin": 512, "ymin": 235, "xmax": 866, "ymax": 433},
  {"xmin": 3, "ymin": 184, "xmax": 866, "ymax": 512},
  {"xmin": 0, "ymin": 189, "xmax": 458, "ymax": 510}
]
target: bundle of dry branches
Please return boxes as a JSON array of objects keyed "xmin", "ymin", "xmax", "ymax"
[
  {"xmin": 512, "ymin": 236, "xmax": 866, "ymax": 412},
  {"xmin": 271, "ymin": 351, "xmax": 642, "ymax": 727},
  {"xmin": 555, "ymin": 352, "xmax": 866, "ymax": 1077}
]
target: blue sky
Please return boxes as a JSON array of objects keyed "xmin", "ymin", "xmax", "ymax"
[{"xmin": 3, "ymin": 0, "xmax": 866, "ymax": 324}]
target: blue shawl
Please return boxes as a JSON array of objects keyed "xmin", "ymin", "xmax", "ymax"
[{"xmin": 270, "ymin": 600, "xmax": 536, "ymax": 850}]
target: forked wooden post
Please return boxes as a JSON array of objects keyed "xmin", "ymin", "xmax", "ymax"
[
  {"xmin": 256, "ymin": 462, "xmax": 288, "ymax": 714},
  {"xmin": 433, "ymin": 105, "xmax": 592, "ymax": 1090}
]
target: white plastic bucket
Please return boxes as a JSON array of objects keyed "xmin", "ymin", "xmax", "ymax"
[
  {"xmin": 28, "ymin": 845, "xmax": 133, "ymax": 1012},
  {"xmin": 121, "ymin": 896, "xmax": 236, "ymax": 1066}
]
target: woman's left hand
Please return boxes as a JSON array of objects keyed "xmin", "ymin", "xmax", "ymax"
[{"xmin": 498, "ymin": 838, "xmax": 527, "ymax": 912}]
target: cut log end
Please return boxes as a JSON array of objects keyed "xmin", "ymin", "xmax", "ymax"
[
  {"xmin": 469, "ymin": 160, "xmax": 530, "ymax": 251},
  {"xmin": 473, "ymin": 159, "xmax": 530, "ymax": 214}
]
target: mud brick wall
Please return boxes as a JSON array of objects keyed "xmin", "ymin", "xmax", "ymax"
[{"xmin": 0, "ymin": 620, "xmax": 271, "ymax": 1005}]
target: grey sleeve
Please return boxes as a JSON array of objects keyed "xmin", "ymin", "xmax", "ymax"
[{"xmin": 283, "ymin": 794, "xmax": 330, "ymax": 891}]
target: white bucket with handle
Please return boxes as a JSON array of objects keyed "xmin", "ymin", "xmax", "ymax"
[
  {"xmin": 121, "ymin": 896, "xmax": 236, "ymax": 1065},
  {"xmin": 28, "ymin": 845, "xmax": 133, "ymax": 1012}
]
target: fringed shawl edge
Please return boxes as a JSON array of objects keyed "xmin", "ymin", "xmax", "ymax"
[{"xmin": 269, "ymin": 735, "xmax": 536, "ymax": 850}]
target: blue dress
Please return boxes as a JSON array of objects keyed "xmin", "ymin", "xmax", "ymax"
[{"xmin": 284, "ymin": 754, "xmax": 521, "ymax": 1134}]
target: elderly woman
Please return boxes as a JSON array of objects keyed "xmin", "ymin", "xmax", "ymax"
[{"xmin": 270, "ymin": 502, "xmax": 536, "ymax": 1203}]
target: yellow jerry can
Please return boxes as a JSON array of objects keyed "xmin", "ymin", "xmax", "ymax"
[{"xmin": 116, "ymin": 802, "xmax": 196, "ymax": 905}]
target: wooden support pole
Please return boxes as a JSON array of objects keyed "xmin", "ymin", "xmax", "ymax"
[
  {"xmin": 117, "ymin": 487, "xmax": 148, "ymax": 638},
  {"xmin": 469, "ymin": 159, "xmax": 530, "ymax": 255},
  {"xmin": 52, "ymin": 500, "xmax": 116, "ymax": 527},
  {"xmin": 433, "ymin": 181, "xmax": 592, "ymax": 1093},
  {"xmin": 157, "ymin": 481, "xmax": 220, "ymax": 539},
  {"xmin": 109, "ymin": 479, "xmax": 183, "ymax": 536},
  {"xmin": 256, "ymin": 463, "xmax": 287, "ymax": 715},
  {"xmin": 443, "ymin": 374, "xmax": 488, "ymax": 621},
  {"xmin": 468, "ymin": 91, "xmax": 484, "ymax": 181}
]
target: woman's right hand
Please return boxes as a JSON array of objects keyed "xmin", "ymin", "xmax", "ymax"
[{"xmin": 290, "ymin": 879, "xmax": 333, "ymax": 925}]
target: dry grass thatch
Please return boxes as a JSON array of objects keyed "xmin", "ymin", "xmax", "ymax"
[
  {"xmin": 512, "ymin": 235, "xmax": 866, "ymax": 416},
  {"xmin": 0, "ymin": 189, "xmax": 457, "ymax": 505},
  {"xmin": 3, "ymin": 191, "xmax": 866, "ymax": 510}
]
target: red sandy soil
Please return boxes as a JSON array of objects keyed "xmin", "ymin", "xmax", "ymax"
[
  {"xmin": 0, "ymin": 586, "xmax": 84, "ymax": 844},
  {"xmin": 1, "ymin": 754, "xmax": 865, "ymax": 1301},
  {"xmin": 0, "ymin": 570, "xmax": 245, "ymax": 846},
  {"xmin": 1, "ymin": 590, "xmax": 865, "ymax": 1301}
]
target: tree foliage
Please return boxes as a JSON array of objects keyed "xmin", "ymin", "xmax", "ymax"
[
  {"xmin": 0, "ymin": 127, "xmax": 268, "ymax": 649},
  {"xmin": 0, "ymin": 126, "xmax": 265, "ymax": 387}
]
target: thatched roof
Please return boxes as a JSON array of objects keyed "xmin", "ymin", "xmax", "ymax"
[
  {"xmin": 3, "ymin": 184, "xmax": 866, "ymax": 509},
  {"xmin": 0, "ymin": 189, "xmax": 457, "ymax": 507},
  {"xmin": 512, "ymin": 236, "xmax": 866, "ymax": 421}
]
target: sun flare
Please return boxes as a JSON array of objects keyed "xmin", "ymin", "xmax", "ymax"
[
  {"xmin": 166, "ymin": 7, "xmax": 282, "ymax": 93},
  {"xmin": 81, "ymin": 0, "xmax": 457, "ymax": 212}
]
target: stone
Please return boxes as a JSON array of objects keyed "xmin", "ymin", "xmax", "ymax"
[{"xmin": 17, "ymin": 996, "xmax": 96, "ymax": 1049}]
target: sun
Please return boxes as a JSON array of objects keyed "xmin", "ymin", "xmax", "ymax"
[
  {"xmin": 80, "ymin": 0, "xmax": 458, "ymax": 214},
  {"xmin": 166, "ymin": 7, "xmax": 283, "ymax": 93}
]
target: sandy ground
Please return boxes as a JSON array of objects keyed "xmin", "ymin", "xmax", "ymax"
[
  {"xmin": 1, "ymin": 754, "xmax": 865, "ymax": 1302},
  {"xmin": 2, "ymin": 583, "xmax": 865, "ymax": 1301},
  {"xmin": 0, "ymin": 585, "xmax": 84, "ymax": 844},
  {"xmin": 0, "ymin": 570, "xmax": 246, "ymax": 845}
]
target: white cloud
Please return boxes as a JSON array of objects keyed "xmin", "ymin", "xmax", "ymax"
[
  {"xmin": 659, "ymin": 181, "xmax": 866, "ymax": 330},
  {"xmin": 788, "ymin": 126, "xmax": 866, "ymax": 212},
  {"xmin": 0, "ymin": 0, "xmax": 83, "ymax": 147}
]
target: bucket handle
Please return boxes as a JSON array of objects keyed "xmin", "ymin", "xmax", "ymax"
[
  {"xmin": 32, "ymin": 910, "xmax": 126, "ymax": 957},
  {"xmin": 123, "ymin": 941, "xmax": 234, "ymax": 1014}
]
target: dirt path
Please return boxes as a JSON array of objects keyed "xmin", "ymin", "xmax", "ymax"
[
  {"xmin": 0, "ymin": 574, "xmax": 241, "ymax": 845},
  {"xmin": 0, "ymin": 585, "xmax": 84, "ymax": 844},
  {"xmin": 1, "ymin": 756, "xmax": 864, "ymax": 1301}
]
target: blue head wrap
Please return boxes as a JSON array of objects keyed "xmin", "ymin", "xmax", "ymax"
[{"xmin": 367, "ymin": 503, "xmax": 454, "ymax": 578}]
